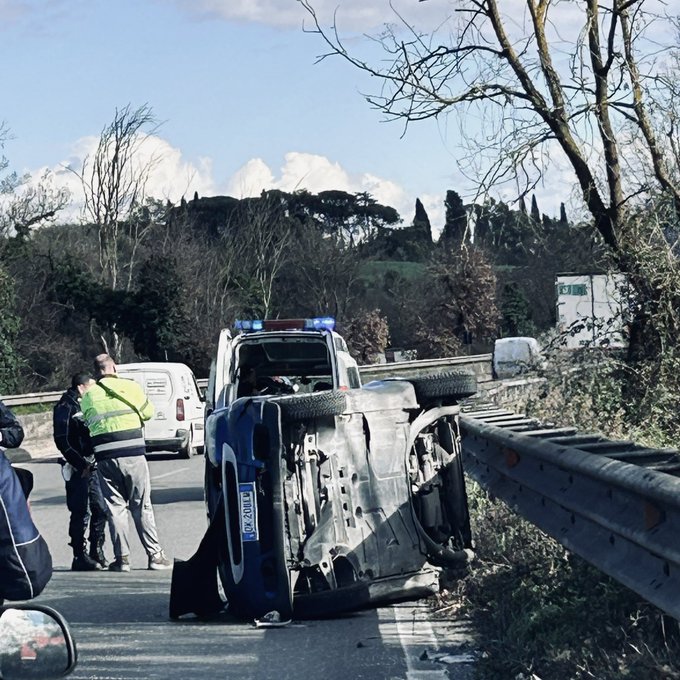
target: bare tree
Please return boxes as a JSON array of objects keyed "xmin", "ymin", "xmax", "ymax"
[
  {"xmin": 0, "ymin": 126, "xmax": 69, "ymax": 242},
  {"xmin": 224, "ymin": 193, "xmax": 294, "ymax": 319},
  {"xmin": 292, "ymin": 234, "xmax": 362, "ymax": 319},
  {"xmin": 70, "ymin": 104, "xmax": 160, "ymax": 357},
  {"xmin": 76, "ymin": 104, "xmax": 160, "ymax": 291},
  {"xmin": 300, "ymin": 0, "xmax": 680, "ymax": 355},
  {"xmin": 300, "ymin": 1, "xmax": 680, "ymax": 244}
]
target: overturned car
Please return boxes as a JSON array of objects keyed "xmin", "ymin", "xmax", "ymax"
[{"xmin": 170, "ymin": 318, "xmax": 476, "ymax": 621}]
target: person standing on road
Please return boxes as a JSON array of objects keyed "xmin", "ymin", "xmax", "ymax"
[
  {"xmin": 53, "ymin": 372, "xmax": 109, "ymax": 571},
  {"xmin": 0, "ymin": 400, "xmax": 52, "ymax": 604},
  {"xmin": 81, "ymin": 354, "xmax": 171, "ymax": 572}
]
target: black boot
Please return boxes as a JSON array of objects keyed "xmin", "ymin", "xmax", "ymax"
[
  {"xmin": 89, "ymin": 536, "xmax": 108, "ymax": 569},
  {"xmin": 72, "ymin": 552, "xmax": 102, "ymax": 571}
]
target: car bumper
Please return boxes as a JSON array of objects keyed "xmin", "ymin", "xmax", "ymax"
[{"xmin": 145, "ymin": 429, "xmax": 190, "ymax": 452}]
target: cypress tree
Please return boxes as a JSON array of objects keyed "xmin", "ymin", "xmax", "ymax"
[
  {"xmin": 530, "ymin": 195, "xmax": 541, "ymax": 223},
  {"xmin": 442, "ymin": 190, "xmax": 468, "ymax": 243},
  {"xmin": 413, "ymin": 198, "xmax": 433, "ymax": 242},
  {"xmin": 560, "ymin": 202, "xmax": 568, "ymax": 224}
]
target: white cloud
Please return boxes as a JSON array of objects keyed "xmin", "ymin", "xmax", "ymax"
[
  {"xmin": 226, "ymin": 151, "xmax": 420, "ymax": 225},
  {"xmin": 361, "ymin": 172, "xmax": 407, "ymax": 215},
  {"xmin": 38, "ymin": 140, "xmax": 422, "ymax": 228},
  {"xmin": 39, "ymin": 134, "xmax": 216, "ymax": 222},
  {"xmin": 35, "ymin": 133, "xmax": 592, "ymax": 237},
  {"xmin": 226, "ymin": 158, "xmax": 275, "ymax": 198},
  {"xmin": 276, "ymin": 153, "xmax": 352, "ymax": 193},
  {"xmin": 169, "ymin": 0, "xmax": 453, "ymax": 31}
]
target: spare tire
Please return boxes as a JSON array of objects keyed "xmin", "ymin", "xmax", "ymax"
[
  {"xmin": 271, "ymin": 390, "xmax": 346, "ymax": 421},
  {"xmin": 409, "ymin": 372, "xmax": 477, "ymax": 404}
]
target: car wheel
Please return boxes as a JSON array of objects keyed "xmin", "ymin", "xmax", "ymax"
[
  {"xmin": 179, "ymin": 430, "xmax": 193, "ymax": 459},
  {"xmin": 409, "ymin": 372, "xmax": 477, "ymax": 404},
  {"xmin": 271, "ymin": 390, "xmax": 346, "ymax": 421}
]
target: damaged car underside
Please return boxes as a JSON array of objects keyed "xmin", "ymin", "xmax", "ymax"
[{"xmin": 170, "ymin": 320, "xmax": 476, "ymax": 622}]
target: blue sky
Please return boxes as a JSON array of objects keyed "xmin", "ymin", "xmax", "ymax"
[{"xmin": 0, "ymin": 0, "xmax": 573, "ymax": 232}]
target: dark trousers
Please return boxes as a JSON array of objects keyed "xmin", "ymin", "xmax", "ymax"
[{"xmin": 65, "ymin": 470, "xmax": 108, "ymax": 555}]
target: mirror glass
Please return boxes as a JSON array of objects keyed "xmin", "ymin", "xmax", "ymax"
[{"xmin": 0, "ymin": 608, "xmax": 71, "ymax": 679}]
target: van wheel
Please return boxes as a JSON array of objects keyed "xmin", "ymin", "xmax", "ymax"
[
  {"xmin": 271, "ymin": 391, "xmax": 346, "ymax": 422},
  {"xmin": 409, "ymin": 372, "xmax": 477, "ymax": 405},
  {"xmin": 179, "ymin": 430, "xmax": 193, "ymax": 459}
]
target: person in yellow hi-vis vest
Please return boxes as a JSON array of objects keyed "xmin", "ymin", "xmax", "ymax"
[{"xmin": 81, "ymin": 354, "xmax": 172, "ymax": 572}]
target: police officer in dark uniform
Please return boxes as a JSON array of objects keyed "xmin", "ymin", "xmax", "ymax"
[
  {"xmin": 53, "ymin": 373, "xmax": 109, "ymax": 571},
  {"xmin": 0, "ymin": 399, "xmax": 52, "ymax": 604}
]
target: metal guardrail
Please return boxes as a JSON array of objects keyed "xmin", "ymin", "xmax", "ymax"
[
  {"xmin": 0, "ymin": 356, "xmax": 491, "ymax": 408},
  {"xmin": 12, "ymin": 360, "xmax": 674, "ymax": 620},
  {"xmin": 0, "ymin": 390, "xmax": 64, "ymax": 407},
  {"xmin": 460, "ymin": 407, "xmax": 680, "ymax": 621}
]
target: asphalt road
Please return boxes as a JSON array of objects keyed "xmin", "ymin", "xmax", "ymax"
[{"xmin": 13, "ymin": 452, "xmax": 476, "ymax": 680}]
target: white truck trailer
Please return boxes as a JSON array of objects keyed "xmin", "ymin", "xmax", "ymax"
[{"xmin": 556, "ymin": 273, "xmax": 628, "ymax": 349}]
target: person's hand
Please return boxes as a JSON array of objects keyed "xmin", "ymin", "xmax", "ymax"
[{"xmin": 82, "ymin": 465, "xmax": 92, "ymax": 478}]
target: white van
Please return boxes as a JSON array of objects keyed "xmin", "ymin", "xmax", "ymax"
[
  {"xmin": 116, "ymin": 362, "xmax": 205, "ymax": 458},
  {"xmin": 493, "ymin": 337, "xmax": 543, "ymax": 379}
]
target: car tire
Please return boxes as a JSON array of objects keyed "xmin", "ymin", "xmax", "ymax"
[
  {"xmin": 409, "ymin": 372, "xmax": 477, "ymax": 404},
  {"xmin": 179, "ymin": 430, "xmax": 193, "ymax": 459},
  {"xmin": 271, "ymin": 390, "xmax": 346, "ymax": 421}
]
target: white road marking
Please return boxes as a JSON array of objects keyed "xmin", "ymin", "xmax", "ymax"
[
  {"xmin": 378, "ymin": 602, "xmax": 448, "ymax": 679},
  {"xmin": 151, "ymin": 467, "xmax": 189, "ymax": 480}
]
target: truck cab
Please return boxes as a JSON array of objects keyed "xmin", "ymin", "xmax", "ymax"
[{"xmin": 206, "ymin": 317, "xmax": 361, "ymax": 414}]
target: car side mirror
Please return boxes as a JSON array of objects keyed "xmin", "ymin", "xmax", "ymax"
[{"xmin": 0, "ymin": 604, "xmax": 78, "ymax": 678}]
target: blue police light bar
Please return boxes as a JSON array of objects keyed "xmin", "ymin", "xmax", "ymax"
[
  {"xmin": 305, "ymin": 316, "xmax": 336, "ymax": 331},
  {"xmin": 234, "ymin": 319, "xmax": 264, "ymax": 331},
  {"xmin": 234, "ymin": 317, "xmax": 335, "ymax": 332}
]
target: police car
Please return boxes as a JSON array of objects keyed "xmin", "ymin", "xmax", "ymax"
[{"xmin": 172, "ymin": 317, "xmax": 477, "ymax": 622}]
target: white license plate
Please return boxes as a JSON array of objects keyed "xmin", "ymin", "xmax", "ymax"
[{"xmin": 239, "ymin": 482, "xmax": 258, "ymax": 542}]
